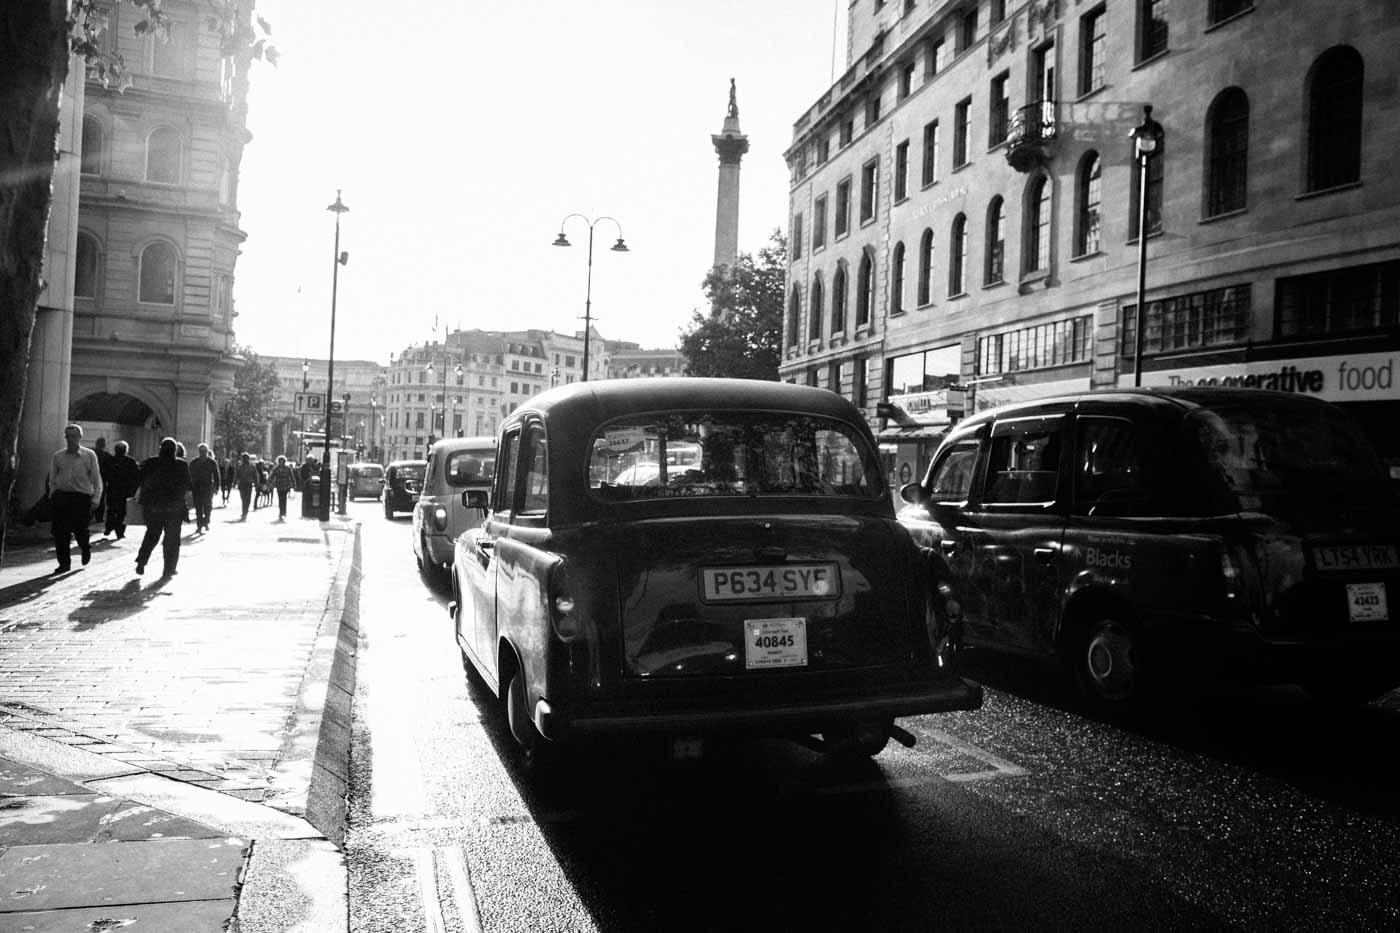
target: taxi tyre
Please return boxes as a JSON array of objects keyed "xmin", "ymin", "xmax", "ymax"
[
  {"xmin": 419, "ymin": 532, "xmax": 448, "ymax": 586},
  {"xmin": 821, "ymin": 718, "xmax": 894, "ymax": 759},
  {"xmin": 506, "ymin": 667, "xmax": 562, "ymax": 775},
  {"xmin": 1069, "ymin": 614, "xmax": 1143, "ymax": 707}
]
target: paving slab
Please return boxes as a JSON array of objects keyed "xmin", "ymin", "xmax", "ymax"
[
  {"xmin": 0, "ymin": 898, "xmax": 235, "ymax": 932},
  {"xmin": 0, "ymin": 837, "xmax": 246, "ymax": 913},
  {"xmin": 0, "ymin": 758, "xmax": 90, "ymax": 797}
]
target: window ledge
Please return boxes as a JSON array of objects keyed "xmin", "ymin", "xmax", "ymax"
[
  {"xmin": 889, "ymin": 308, "xmax": 907, "ymax": 318},
  {"xmin": 982, "ymin": 279, "xmax": 1007, "ymax": 291},
  {"xmin": 1296, "ymin": 181, "xmax": 1362, "ymax": 201},
  {"xmin": 835, "ymin": 231, "xmax": 851, "ymax": 243},
  {"xmin": 854, "ymin": 326, "xmax": 874, "ymax": 339},
  {"xmin": 1125, "ymin": 229, "xmax": 1165, "ymax": 246},
  {"xmin": 952, "ymin": 161, "xmax": 973, "ymax": 173},
  {"xmin": 894, "ymin": 194, "xmax": 910, "ymax": 206},
  {"xmin": 1074, "ymin": 85, "xmax": 1108, "ymax": 105},
  {"xmin": 1204, "ymin": 6, "xmax": 1254, "ymax": 32},
  {"xmin": 1069, "ymin": 249, "xmax": 1104, "ymax": 263},
  {"xmin": 921, "ymin": 180, "xmax": 939, "ymax": 192},
  {"xmin": 1132, "ymin": 49, "xmax": 1169, "ymax": 71},
  {"xmin": 860, "ymin": 216, "xmax": 877, "ymax": 228},
  {"xmin": 1199, "ymin": 207, "xmax": 1248, "ymax": 224},
  {"xmin": 916, "ymin": 300, "xmax": 935, "ymax": 311},
  {"xmin": 947, "ymin": 291, "xmax": 968, "ymax": 301}
]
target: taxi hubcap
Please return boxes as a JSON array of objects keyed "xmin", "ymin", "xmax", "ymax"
[{"xmin": 1085, "ymin": 622, "xmax": 1135, "ymax": 701}]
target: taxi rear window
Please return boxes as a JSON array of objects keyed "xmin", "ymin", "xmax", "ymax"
[
  {"xmin": 588, "ymin": 411, "xmax": 884, "ymax": 501},
  {"xmin": 446, "ymin": 449, "xmax": 495, "ymax": 487}
]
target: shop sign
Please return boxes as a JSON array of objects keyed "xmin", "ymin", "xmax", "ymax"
[{"xmin": 1118, "ymin": 351, "xmax": 1400, "ymax": 402}]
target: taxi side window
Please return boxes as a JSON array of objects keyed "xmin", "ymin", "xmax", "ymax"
[
  {"xmin": 518, "ymin": 426, "xmax": 548, "ymax": 521},
  {"xmin": 495, "ymin": 430, "xmax": 521, "ymax": 523},
  {"xmin": 1074, "ymin": 416, "xmax": 1146, "ymax": 516},
  {"xmin": 982, "ymin": 419, "xmax": 1062, "ymax": 505},
  {"xmin": 927, "ymin": 442, "xmax": 979, "ymax": 502}
]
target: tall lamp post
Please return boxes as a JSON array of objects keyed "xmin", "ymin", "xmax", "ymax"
[
  {"xmin": 552, "ymin": 214, "xmax": 629, "ymax": 382},
  {"xmin": 369, "ymin": 394, "xmax": 378, "ymax": 461},
  {"xmin": 425, "ymin": 358, "xmax": 461, "ymax": 444},
  {"xmin": 1129, "ymin": 106, "xmax": 1164, "ymax": 388},
  {"xmin": 321, "ymin": 190, "xmax": 350, "ymax": 520}
]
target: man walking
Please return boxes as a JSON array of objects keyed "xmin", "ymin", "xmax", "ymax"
[
  {"xmin": 92, "ymin": 436, "xmax": 113, "ymax": 525},
  {"xmin": 48, "ymin": 424, "xmax": 103, "ymax": 574},
  {"xmin": 104, "ymin": 440, "xmax": 141, "ymax": 540},
  {"xmin": 189, "ymin": 443, "xmax": 221, "ymax": 533},
  {"xmin": 134, "ymin": 437, "xmax": 192, "ymax": 577}
]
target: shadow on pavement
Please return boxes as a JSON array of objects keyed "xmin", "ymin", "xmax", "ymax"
[{"xmin": 68, "ymin": 577, "xmax": 171, "ymax": 631}]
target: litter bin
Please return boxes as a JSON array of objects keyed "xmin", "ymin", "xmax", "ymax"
[{"xmin": 301, "ymin": 477, "xmax": 321, "ymax": 518}]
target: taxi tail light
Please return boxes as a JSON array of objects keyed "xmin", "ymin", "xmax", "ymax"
[
  {"xmin": 1217, "ymin": 542, "xmax": 1257, "ymax": 618},
  {"xmin": 549, "ymin": 563, "xmax": 583, "ymax": 641},
  {"xmin": 432, "ymin": 505, "xmax": 448, "ymax": 531}
]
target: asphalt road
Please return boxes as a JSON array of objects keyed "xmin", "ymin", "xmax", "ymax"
[{"xmin": 342, "ymin": 498, "xmax": 1400, "ymax": 932}]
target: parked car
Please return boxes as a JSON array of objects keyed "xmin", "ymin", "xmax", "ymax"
[
  {"xmin": 347, "ymin": 462, "xmax": 385, "ymax": 501},
  {"xmin": 897, "ymin": 387, "xmax": 1400, "ymax": 708},
  {"xmin": 448, "ymin": 377, "xmax": 982, "ymax": 771},
  {"xmin": 413, "ymin": 436, "xmax": 496, "ymax": 581},
  {"xmin": 383, "ymin": 459, "xmax": 426, "ymax": 519}
]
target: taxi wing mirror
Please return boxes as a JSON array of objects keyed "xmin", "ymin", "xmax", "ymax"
[
  {"xmin": 899, "ymin": 482, "xmax": 929, "ymax": 506},
  {"xmin": 461, "ymin": 489, "xmax": 489, "ymax": 511}
]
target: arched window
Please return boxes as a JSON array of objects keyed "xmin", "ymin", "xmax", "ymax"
[
  {"xmin": 1024, "ymin": 174, "xmax": 1051, "ymax": 274},
  {"xmin": 809, "ymin": 275, "xmax": 824, "ymax": 341},
  {"xmin": 984, "ymin": 196, "xmax": 1005, "ymax": 285},
  {"xmin": 146, "ymin": 126, "xmax": 181, "ymax": 184},
  {"xmin": 917, "ymin": 228, "xmax": 933, "ymax": 306},
  {"xmin": 1307, "ymin": 46, "xmax": 1363, "ymax": 192},
  {"xmin": 949, "ymin": 214, "xmax": 967, "ymax": 296},
  {"xmin": 1205, "ymin": 88, "xmax": 1249, "ymax": 216},
  {"xmin": 81, "ymin": 117, "xmax": 103, "ymax": 176},
  {"xmin": 75, "ymin": 233, "xmax": 99, "ymax": 299},
  {"xmin": 786, "ymin": 286, "xmax": 801, "ymax": 348},
  {"xmin": 139, "ymin": 242, "xmax": 176, "ymax": 304},
  {"xmin": 1075, "ymin": 152, "xmax": 1102, "ymax": 256},
  {"xmin": 831, "ymin": 264, "xmax": 848, "ymax": 333},
  {"xmin": 891, "ymin": 241, "xmax": 906, "ymax": 314},
  {"xmin": 856, "ymin": 251, "xmax": 874, "ymax": 327}
]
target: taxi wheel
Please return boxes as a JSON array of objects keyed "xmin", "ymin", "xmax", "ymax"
[
  {"xmin": 1074, "ymin": 616, "xmax": 1140, "ymax": 705},
  {"xmin": 506, "ymin": 670, "xmax": 559, "ymax": 773},
  {"xmin": 822, "ymin": 718, "xmax": 892, "ymax": 759}
]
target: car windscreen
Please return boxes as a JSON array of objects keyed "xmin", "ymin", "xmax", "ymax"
[
  {"xmin": 1185, "ymin": 401, "xmax": 1388, "ymax": 513},
  {"xmin": 588, "ymin": 411, "xmax": 885, "ymax": 501},
  {"xmin": 395, "ymin": 465, "xmax": 425, "ymax": 484},
  {"xmin": 446, "ymin": 449, "xmax": 495, "ymax": 486}
]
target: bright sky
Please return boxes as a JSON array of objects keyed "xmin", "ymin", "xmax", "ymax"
[{"xmin": 234, "ymin": 0, "xmax": 848, "ymax": 365}]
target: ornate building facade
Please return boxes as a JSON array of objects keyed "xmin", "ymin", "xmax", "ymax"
[{"xmin": 783, "ymin": 0, "xmax": 1400, "ymax": 484}]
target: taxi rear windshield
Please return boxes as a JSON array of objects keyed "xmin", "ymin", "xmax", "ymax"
[
  {"xmin": 446, "ymin": 449, "xmax": 495, "ymax": 486},
  {"xmin": 589, "ymin": 411, "xmax": 884, "ymax": 501},
  {"xmin": 1187, "ymin": 401, "xmax": 1387, "ymax": 511}
]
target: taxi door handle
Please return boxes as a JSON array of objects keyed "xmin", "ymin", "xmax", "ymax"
[{"xmin": 1034, "ymin": 546, "xmax": 1056, "ymax": 564}]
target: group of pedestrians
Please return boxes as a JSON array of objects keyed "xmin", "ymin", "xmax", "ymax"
[{"xmin": 46, "ymin": 424, "xmax": 312, "ymax": 579}]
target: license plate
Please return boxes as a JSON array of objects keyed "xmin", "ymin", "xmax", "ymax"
[
  {"xmin": 701, "ymin": 564, "xmax": 839, "ymax": 602},
  {"xmin": 1314, "ymin": 544, "xmax": 1400, "ymax": 572},
  {"xmin": 744, "ymin": 618, "xmax": 807, "ymax": 669},
  {"xmin": 1346, "ymin": 582, "xmax": 1389, "ymax": 622}
]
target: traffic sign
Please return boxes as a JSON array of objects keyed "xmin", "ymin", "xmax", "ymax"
[
  {"xmin": 329, "ymin": 399, "xmax": 344, "ymax": 414},
  {"xmin": 294, "ymin": 393, "xmax": 324, "ymax": 414}
]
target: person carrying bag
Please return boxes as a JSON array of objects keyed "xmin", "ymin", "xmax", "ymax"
[{"xmin": 133, "ymin": 437, "xmax": 192, "ymax": 578}]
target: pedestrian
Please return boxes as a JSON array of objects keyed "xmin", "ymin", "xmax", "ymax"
[
  {"xmin": 270, "ymin": 455, "xmax": 296, "ymax": 520},
  {"xmin": 134, "ymin": 437, "xmax": 192, "ymax": 577},
  {"xmin": 219, "ymin": 454, "xmax": 234, "ymax": 505},
  {"xmin": 299, "ymin": 456, "xmax": 318, "ymax": 489},
  {"xmin": 104, "ymin": 440, "xmax": 140, "ymax": 540},
  {"xmin": 254, "ymin": 458, "xmax": 270, "ymax": 510},
  {"xmin": 235, "ymin": 452, "xmax": 259, "ymax": 519},
  {"xmin": 189, "ymin": 443, "xmax": 221, "ymax": 532},
  {"xmin": 48, "ymin": 423, "xmax": 104, "ymax": 574},
  {"xmin": 92, "ymin": 436, "xmax": 113, "ymax": 525}
]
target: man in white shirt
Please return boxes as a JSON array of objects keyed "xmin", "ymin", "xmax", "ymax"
[{"xmin": 49, "ymin": 423, "xmax": 103, "ymax": 573}]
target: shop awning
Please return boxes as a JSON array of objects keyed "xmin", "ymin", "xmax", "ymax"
[{"xmin": 877, "ymin": 424, "xmax": 949, "ymax": 442}]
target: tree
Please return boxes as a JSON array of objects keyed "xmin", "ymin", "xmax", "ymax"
[
  {"xmin": 220, "ymin": 348, "xmax": 281, "ymax": 456},
  {"xmin": 679, "ymin": 230, "xmax": 787, "ymax": 380},
  {"xmin": 0, "ymin": 2, "xmax": 271, "ymax": 566}
]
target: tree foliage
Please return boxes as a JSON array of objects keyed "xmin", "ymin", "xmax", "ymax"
[
  {"xmin": 679, "ymin": 230, "xmax": 787, "ymax": 381},
  {"xmin": 220, "ymin": 347, "xmax": 280, "ymax": 455}
]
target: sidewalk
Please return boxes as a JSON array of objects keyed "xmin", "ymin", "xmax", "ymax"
[{"xmin": 0, "ymin": 495, "xmax": 360, "ymax": 932}]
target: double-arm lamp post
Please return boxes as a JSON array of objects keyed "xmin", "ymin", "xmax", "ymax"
[
  {"xmin": 1129, "ymin": 106, "xmax": 1164, "ymax": 388},
  {"xmin": 552, "ymin": 214, "xmax": 629, "ymax": 382},
  {"xmin": 321, "ymin": 190, "xmax": 350, "ymax": 520},
  {"xmin": 425, "ymin": 358, "xmax": 462, "ymax": 445}
]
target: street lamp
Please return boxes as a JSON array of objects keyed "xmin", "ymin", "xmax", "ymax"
[
  {"xmin": 369, "ymin": 394, "xmax": 378, "ymax": 461},
  {"xmin": 321, "ymin": 189, "xmax": 350, "ymax": 520},
  {"xmin": 1129, "ymin": 105, "xmax": 1164, "ymax": 388},
  {"xmin": 451, "ymin": 396, "xmax": 461, "ymax": 437},
  {"xmin": 425, "ymin": 358, "xmax": 462, "ymax": 445},
  {"xmin": 552, "ymin": 213, "xmax": 629, "ymax": 382}
]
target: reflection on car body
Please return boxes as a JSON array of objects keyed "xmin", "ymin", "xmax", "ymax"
[
  {"xmin": 897, "ymin": 387, "xmax": 1400, "ymax": 708},
  {"xmin": 448, "ymin": 377, "xmax": 982, "ymax": 772}
]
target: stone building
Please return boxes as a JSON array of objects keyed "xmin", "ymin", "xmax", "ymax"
[
  {"xmin": 782, "ymin": 0, "xmax": 1400, "ymax": 483},
  {"xmin": 258, "ymin": 357, "xmax": 385, "ymax": 462}
]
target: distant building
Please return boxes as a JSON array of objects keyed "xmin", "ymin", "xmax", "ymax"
[
  {"xmin": 783, "ymin": 0, "xmax": 1400, "ymax": 482},
  {"xmin": 605, "ymin": 341, "xmax": 686, "ymax": 380},
  {"xmin": 259, "ymin": 357, "xmax": 385, "ymax": 462}
]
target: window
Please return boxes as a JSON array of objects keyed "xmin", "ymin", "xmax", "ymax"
[
  {"xmin": 835, "ymin": 178, "xmax": 852, "ymax": 237},
  {"xmin": 1137, "ymin": 0, "xmax": 1168, "ymax": 62},
  {"xmin": 1209, "ymin": 0, "xmax": 1253, "ymax": 25},
  {"xmin": 983, "ymin": 419, "xmax": 1063, "ymax": 506},
  {"xmin": 921, "ymin": 120, "xmax": 940, "ymax": 186},
  {"xmin": 840, "ymin": 115, "xmax": 854, "ymax": 147},
  {"xmin": 827, "ymin": 361, "xmax": 842, "ymax": 392},
  {"xmin": 519, "ymin": 427, "xmax": 549, "ymax": 518},
  {"xmin": 891, "ymin": 242, "xmax": 906, "ymax": 315},
  {"xmin": 894, "ymin": 140, "xmax": 909, "ymax": 201},
  {"xmin": 809, "ymin": 276, "xmax": 825, "ymax": 341},
  {"xmin": 81, "ymin": 117, "xmax": 102, "ymax": 175},
  {"xmin": 832, "ymin": 265, "xmax": 848, "ymax": 333},
  {"xmin": 1075, "ymin": 152, "xmax": 1102, "ymax": 256},
  {"xmin": 859, "ymin": 159, "xmax": 879, "ymax": 223},
  {"xmin": 1129, "ymin": 139, "xmax": 1165, "ymax": 239},
  {"xmin": 787, "ymin": 287, "xmax": 801, "ymax": 347},
  {"xmin": 149, "ymin": 21, "xmax": 184, "ymax": 77},
  {"xmin": 814, "ymin": 195, "xmax": 828, "ymax": 249},
  {"xmin": 1024, "ymin": 174, "xmax": 1051, "ymax": 274},
  {"xmin": 985, "ymin": 197, "xmax": 1005, "ymax": 285},
  {"xmin": 494, "ymin": 430, "xmax": 521, "ymax": 522},
  {"xmin": 416, "ymin": 412, "xmax": 425, "ymax": 429},
  {"xmin": 926, "ymin": 37, "xmax": 946, "ymax": 78},
  {"xmin": 953, "ymin": 98, "xmax": 972, "ymax": 167},
  {"xmin": 1121, "ymin": 285, "xmax": 1252, "ymax": 355},
  {"xmin": 898, "ymin": 61, "xmax": 915, "ymax": 100},
  {"xmin": 75, "ymin": 233, "xmax": 99, "ymax": 299},
  {"xmin": 991, "ymin": 0, "xmax": 1008, "ymax": 24},
  {"xmin": 1276, "ymin": 261, "xmax": 1398, "ymax": 338},
  {"xmin": 1079, "ymin": 6, "xmax": 1106, "ymax": 96},
  {"xmin": 949, "ymin": 214, "xmax": 968, "ymax": 296},
  {"xmin": 917, "ymin": 228, "xmax": 934, "ymax": 306},
  {"xmin": 887, "ymin": 344, "xmax": 962, "ymax": 395},
  {"xmin": 928, "ymin": 443, "xmax": 979, "ymax": 502},
  {"xmin": 856, "ymin": 251, "xmax": 874, "ymax": 328},
  {"xmin": 854, "ymin": 356, "xmax": 869, "ymax": 406},
  {"xmin": 866, "ymin": 94, "xmax": 881, "ymax": 127},
  {"xmin": 1206, "ymin": 88, "xmax": 1249, "ymax": 216},
  {"xmin": 958, "ymin": 8, "xmax": 978, "ymax": 52},
  {"xmin": 792, "ymin": 212, "xmax": 804, "ymax": 260},
  {"xmin": 138, "ymin": 242, "xmax": 176, "ymax": 304},
  {"xmin": 1307, "ymin": 46, "xmax": 1363, "ymax": 192},
  {"xmin": 817, "ymin": 135, "xmax": 830, "ymax": 164},
  {"xmin": 1074, "ymin": 417, "xmax": 1148, "ymax": 516},
  {"xmin": 146, "ymin": 127, "xmax": 180, "ymax": 184},
  {"xmin": 977, "ymin": 316, "xmax": 1093, "ymax": 375},
  {"xmin": 989, "ymin": 72, "xmax": 1010, "ymax": 147},
  {"xmin": 1032, "ymin": 41, "xmax": 1057, "ymax": 104}
]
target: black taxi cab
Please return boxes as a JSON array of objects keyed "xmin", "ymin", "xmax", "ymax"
[
  {"xmin": 897, "ymin": 387, "xmax": 1400, "ymax": 708},
  {"xmin": 448, "ymin": 378, "xmax": 982, "ymax": 769}
]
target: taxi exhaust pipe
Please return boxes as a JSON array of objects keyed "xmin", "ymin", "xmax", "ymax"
[{"xmin": 797, "ymin": 721, "xmax": 918, "ymax": 754}]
